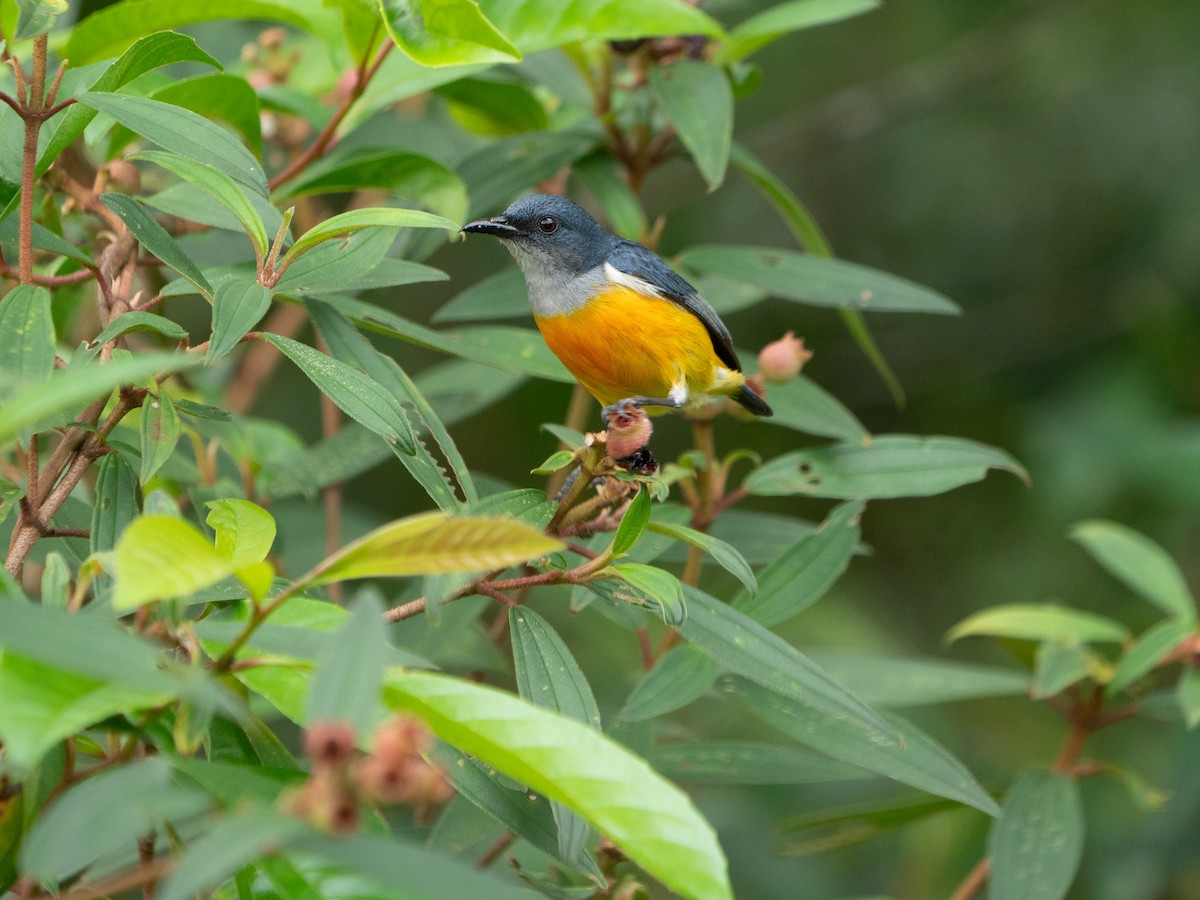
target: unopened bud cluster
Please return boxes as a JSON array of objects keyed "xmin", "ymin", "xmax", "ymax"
[{"xmin": 285, "ymin": 716, "xmax": 454, "ymax": 833}]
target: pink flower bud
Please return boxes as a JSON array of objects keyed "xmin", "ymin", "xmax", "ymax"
[
  {"xmin": 303, "ymin": 720, "xmax": 356, "ymax": 768},
  {"xmin": 605, "ymin": 405, "xmax": 653, "ymax": 460},
  {"xmin": 758, "ymin": 332, "xmax": 812, "ymax": 382}
]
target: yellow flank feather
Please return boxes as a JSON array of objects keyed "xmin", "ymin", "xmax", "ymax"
[{"xmin": 533, "ymin": 285, "xmax": 744, "ymax": 410}]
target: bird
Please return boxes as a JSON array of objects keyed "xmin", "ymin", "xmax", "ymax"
[{"xmin": 460, "ymin": 194, "xmax": 773, "ymax": 422}]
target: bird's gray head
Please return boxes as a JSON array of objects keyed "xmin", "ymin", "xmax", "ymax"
[{"xmin": 461, "ymin": 194, "xmax": 619, "ymax": 278}]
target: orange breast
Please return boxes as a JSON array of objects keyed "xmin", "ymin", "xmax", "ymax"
[{"xmin": 533, "ymin": 286, "xmax": 737, "ymax": 408}]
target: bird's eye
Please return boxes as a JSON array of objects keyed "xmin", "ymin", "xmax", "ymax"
[{"xmin": 538, "ymin": 216, "xmax": 559, "ymax": 234}]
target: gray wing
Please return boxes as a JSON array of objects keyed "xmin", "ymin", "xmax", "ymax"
[{"xmin": 608, "ymin": 241, "xmax": 742, "ymax": 372}]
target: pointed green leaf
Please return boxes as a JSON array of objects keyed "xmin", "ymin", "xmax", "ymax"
[
  {"xmin": 0, "ymin": 285, "xmax": 54, "ymax": 399},
  {"xmin": 114, "ymin": 515, "xmax": 233, "ymax": 608},
  {"xmin": 811, "ymin": 654, "xmax": 1029, "ymax": 707},
  {"xmin": 381, "ymin": 0, "xmax": 520, "ymax": 66},
  {"xmin": 40, "ymin": 553, "xmax": 70, "ymax": 608},
  {"xmin": 612, "ymin": 488, "xmax": 652, "ymax": 556},
  {"xmin": 307, "ymin": 593, "xmax": 389, "ymax": 737},
  {"xmin": 1071, "ymin": 520, "xmax": 1196, "ymax": 622},
  {"xmin": 90, "ymin": 453, "xmax": 139, "ymax": 556},
  {"xmin": 762, "ymin": 375, "xmax": 870, "ymax": 443},
  {"xmin": 745, "ymin": 435, "xmax": 1027, "ymax": 499},
  {"xmin": 385, "ymin": 671, "xmax": 732, "ymax": 900},
  {"xmin": 777, "ymin": 794, "xmax": 961, "ymax": 856},
  {"xmin": 79, "ymin": 92, "xmax": 266, "ymax": 194},
  {"xmin": 572, "ymin": 154, "xmax": 646, "ymax": 240},
  {"xmin": 989, "ymin": 769, "xmax": 1083, "ymax": 900},
  {"xmin": 303, "ymin": 511, "xmax": 561, "ymax": 587},
  {"xmin": 100, "ymin": 193, "xmax": 214, "ymax": 300},
  {"xmin": 205, "ymin": 499, "xmax": 276, "ymax": 568},
  {"xmin": 261, "ymin": 332, "xmax": 416, "ymax": 456},
  {"xmin": 121, "ymin": 73, "xmax": 262, "ymax": 157},
  {"xmin": 734, "ymin": 500, "xmax": 862, "ymax": 626},
  {"xmin": 611, "ymin": 563, "xmax": 686, "ymax": 626},
  {"xmin": 1177, "ymin": 667, "xmax": 1200, "ymax": 729},
  {"xmin": 208, "ymin": 276, "xmax": 272, "ymax": 364},
  {"xmin": 275, "ymin": 233, "xmax": 445, "ymax": 297},
  {"xmin": 948, "ymin": 604, "xmax": 1129, "ymax": 645},
  {"xmin": 648, "ymin": 740, "xmax": 867, "ymax": 785},
  {"xmin": 432, "ymin": 267, "xmax": 527, "ymax": 323},
  {"xmin": 138, "ymin": 390, "xmax": 181, "ymax": 483},
  {"xmin": 479, "ymin": 0, "xmax": 723, "ymax": 54},
  {"xmin": 649, "ymin": 60, "xmax": 733, "ymax": 190},
  {"xmin": 648, "ymin": 520, "xmax": 757, "ymax": 596},
  {"xmin": 680, "ymin": 245, "xmax": 959, "ymax": 314},
  {"xmin": 14, "ymin": 0, "xmax": 67, "ymax": 40},
  {"xmin": 1108, "ymin": 619, "xmax": 1196, "ymax": 696},
  {"xmin": 621, "ymin": 645, "xmax": 718, "ymax": 723},
  {"xmin": 280, "ymin": 207, "xmax": 456, "ymax": 271},
  {"xmin": 1032, "ymin": 642, "xmax": 1095, "ymax": 699},
  {"xmin": 721, "ymin": 676, "xmax": 999, "ymax": 816},
  {"xmin": 718, "ymin": 0, "xmax": 880, "ymax": 61},
  {"xmin": 82, "ymin": 311, "xmax": 188, "ymax": 360}
]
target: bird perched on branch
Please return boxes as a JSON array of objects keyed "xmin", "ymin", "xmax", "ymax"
[{"xmin": 461, "ymin": 194, "xmax": 773, "ymax": 423}]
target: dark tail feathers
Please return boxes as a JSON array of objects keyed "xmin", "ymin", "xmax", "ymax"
[{"xmin": 733, "ymin": 383, "xmax": 773, "ymax": 417}]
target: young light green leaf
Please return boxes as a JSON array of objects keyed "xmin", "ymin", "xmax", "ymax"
[
  {"xmin": 0, "ymin": 352, "xmax": 201, "ymax": 445},
  {"xmin": 260, "ymin": 332, "xmax": 416, "ymax": 456},
  {"xmin": 205, "ymin": 499, "xmax": 276, "ymax": 568},
  {"xmin": 79, "ymin": 92, "xmax": 267, "ymax": 194},
  {"xmin": 138, "ymin": 390, "xmax": 181, "ymax": 483},
  {"xmin": 810, "ymin": 654, "xmax": 1029, "ymax": 707},
  {"xmin": 647, "ymin": 520, "xmax": 757, "ymax": 595},
  {"xmin": 717, "ymin": 0, "xmax": 880, "ymax": 61},
  {"xmin": 947, "ymin": 604, "xmax": 1129, "ymax": 645},
  {"xmin": 648, "ymin": 740, "xmax": 868, "ymax": 785},
  {"xmin": 114, "ymin": 515, "xmax": 233, "ymax": 608},
  {"xmin": 761, "ymin": 375, "xmax": 870, "ymax": 444},
  {"xmin": 380, "ymin": 0, "xmax": 520, "ymax": 67},
  {"xmin": 613, "ymin": 488, "xmax": 652, "ymax": 556},
  {"xmin": 680, "ymin": 245, "xmax": 959, "ymax": 314},
  {"xmin": 1177, "ymin": 667, "xmax": 1200, "ymax": 729},
  {"xmin": 509, "ymin": 606, "xmax": 601, "ymax": 864},
  {"xmin": 649, "ymin": 61, "xmax": 733, "ymax": 190},
  {"xmin": 1108, "ymin": 619, "xmax": 1195, "ymax": 696},
  {"xmin": 531, "ymin": 449, "xmax": 575, "ymax": 476},
  {"xmin": 734, "ymin": 500, "xmax": 862, "ymax": 626},
  {"xmin": 132, "ymin": 151, "xmax": 269, "ymax": 259},
  {"xmin": 0, "ymin": 285, "xmax": 54, "ymax": 399},
  {"xmin": 611, "ymin": 563, "xmax": 687, "ymax": 626},
  {"xmin": 40, "ymin": 553, "xmax": 70, "ymax": 608},
  {"xmin": 720, "ymin": 676, "xmax": 999, "ymax": 816},
  {"xmin": 100, "ymin": 193, "xmax": 214, "ymax": 300},
  {"xmin": 988, "ymin": 769, "xmax": 1083, "ymax": 900},
  {"xmin": 385, "ymin": 671, "xmax": 732, "ymax": 900},
  {"xmin": 279, "ymin": 207, "xmax": 456, "ymax": 271},
  {"xmin": 307, "ymin": 593, "xmax": 389, "ymax": 737},
  {"xmin": 208, "ymin": 276, "xmax": 272, "ymax": 364},
  {"xmin": 479, "ymin": 0, "xmax": 723, "ymax": 54},
  {"xmin": 620, "ymin": 645, "xmax": 719, "ymax": 723},
  {"xmin": 14, "ymin": 0, "xmax": 67, "ymax": 40},
  {"xmin": 1070, "ymin": 520, "xmax": 1196, "ymax": 622},
  {"xmin": 745, "ymin": 435, "xmax": 1027, "ymax": 499},
  {"xmin": 303, "ymin": 511, "xmax": 562, "ymax": 587}
]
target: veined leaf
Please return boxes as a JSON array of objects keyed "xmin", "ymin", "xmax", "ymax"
[
  {"xmin": 761, "ymin": 375, "xmax": 869, "ymax": 444},
  {"xmin": 777, "ymin": 794, "xmax": 962, "ymax": 857},
  {"xmin": 279, "ymin": 208, "xmax": 456, "ymax": 272},
  {"xmin": 947, "ymin": 604, "xmax": 1129, "ymax": 645},
  {"xmin": 380, "ymin": 0, "xmax": 520, "ymax": 67},
  {"xmin": 100, "ymin": 194, "xmax": 214, "ymax": 300},
  {"xmin": 1071, "ymin": 520, "xmax": 1196, "ymax": 622},
  {"xmin": 611, "ymin": 563, "xmax": 687, "ymax": 626},
  {"xmin": 208, "ymin": 276, "xmax": 271, "ymax": 364},
  {"xmin": 1108, "ymin": 619, "xmax": 1196, "ymax": 696},
  {"xmin": 0, "ymin": 285, "xmax": 54, "ymax": 400},
  {"xmin": 620, "ymin": 645, "xmax": 718, "ymax": 723},
  {"xmin": 138, "ymin": 390, "xmax": 181, "ymax": 483},
  {"xmin": 385, "ymin": 671, "xmax": 732, "ymax": 900},
  {"xmin": 432, "ymin": 267, "xmax": 527, "ymax": 323},
  {"xmin": 205, "ymin": 499, "xmax": 276, "ymax": 568},
  {"xmin": 988, "ymin": 769, "xmax": 1083, "ymax": 900},
  {"xmin": 649, "ymin": 60, "xmax": 732, "ymax": 190},
  {"xmin": 647, "ymin": 520, "xmax": 757, "ymax": 595},
  {"xmin": 648, "ymin": 740, "xmax": 867, "ymax": 785},
  {"xmin": 14, "ymin": 0, "xmax": 67, "ymax": 40},
  {"xmin": 612, "ymin": 488, "xmax": 652, "ymax": 556},
  {"xmin": 114, "ymin": 515, "xmax": 233, "ymax": 608},
  {"xmin": 478, "ymin": 0, "xmax": 723, "ymax": 54},
  {"xmin": 302, "ymin": 511, "xmax": 561, "ymax": 587},
  {"xmin": 811, "ymin": 654, "xmax": 1029, "ymax": 707}
]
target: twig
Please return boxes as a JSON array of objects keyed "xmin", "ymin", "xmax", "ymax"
[
  {"xmin": 63, "ymin": 858, "xmax": 175, "ymax": 900},
  {"xmin": 476, "ymin": 832, "xmax": 516, "ymax": 869},
  {"xmin": 948, "ymin": 857, "xmax": 990, "ymax": 900}
]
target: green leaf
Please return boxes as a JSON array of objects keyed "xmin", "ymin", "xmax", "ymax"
[
  {"xmin": 437, "ymin": 77, "xmax": 548, "ymax": 136},
  {"xmin": 0, "ymin": 285, "xmax": 54, "ymax": 400},
  {"xmin": 40, "ymin": 552, "xmax": 70, "ymax": 608},
  {"xmin": 208, "ymin": 276, "xmax": 272, "ymax": 364},
  {"xmin": 612, "ymin": 487, "xmax": 652, "ymax": 556},
  {"xmin": 205, "ymin": 499, "xmax": 276, "ymax": 568},
  {"xmin": 90, "ymin": 453, "xmax": 139, "ymax": 556},
  {"xmin": 158, "ymin": 807, "xmax": 306, "ymax": 900},
  {"xmin": 531, "ymin": 449, "xmax": 575, "ymax": 475},
  {"xmin": 648, "ymin": 520, "xmax": 757, "ymax": 596},
  {"xmin": 20, "ymin": 759, "xmax": 209, "ymax": 885},
  {"xmin": 1032, "ymin": 642, "xmax": 1095, "ymax": 699},
  {"xmin": 275, "ymin": 245, "xmax": 446, "ymax": 297},
  {"xmin": 80, "ymin": 313, "xmax": 188, "ymax": 363},
  {"xmin": 718, "ymin": 0, "xmax": 880, "ymax": 61},
  {"xmin": 679, "ymin": 586, "xmax": 894, "ymax": 737},
  {"xmin": 132, "ymin": 150, "xmax": 269, "ymax": 259},
  {"xmin": 1070, "ymin": 520, "xmax": 1196, "ymax": 622},
  {"xmin": 40, "ymin": 32, "xmax": 221, "ymax": 174},
  {"xmin": 458, "ymin": 129, "xmax": 599, "ymax": 217},
  {"xmin": 1177, "ymin": 667, "xmax": 1200, "ymax": 729},
  {"xmin": 78, "ymin": 92, "xmax": 267, "ymax": 195},
  {"xmin": 138, "ymin": 390, "xmax": 180, "ymax": 483},
  {"xmin": 721, "ymin": 676, "xmax": 999, "ymax": 816},
  {"xmin": 14, "ymin": 0, "xmax": 67, "ymax": 40},
  {"xmin": 261, "ymin": 332, "xmax": 416, "ymax": 456},
  {"xmin": 620, "ymin": 645, "xmax": 718, "ymax": 722},
  {"xmin": 649, "ymin": 740, "xmax": 867, "ymax": 785},
  {"xmin": 649, "ymin": 61, "xmax": 733, "ymax": 190},
  {"xmin": 509, "ymin": 606, "xmax": 601, "ymax": 865},
  {"xmin": 307, "ymin": 593, "xmax": 389, "ymax": 737},
  {"xmin": 478, "ymin": 0, "xmax": 723, "ymax": 54},
  {"xmin": 762, "ymin": 375, "xmax": 870, "ymax": 444},
  {"xmin": 734, "ymin": 500, "xmax": 862, "ymax": 626},
  {"xmin": 432, "ymin": 267, "xmax": 527, "ymax": 323},
  {"xmin": 0, "ymin": 352, "xmax": 200, "ymax": 445},
  {"xmin": 572, "ymin": 154, "xmax": 646, "ymax": 240},
  {"xmin": 611, "ymin": 563, "xmax": 687, "ymax": 626},
  {"xmin": 679, "ymin": 245, "xmax": 960, "ymax": 314},
  {"xmin": 744, "ymin": 435, "xmax": 1027, "ymax": 499},
  {"xmin": 947, "ymin": 604, "xmax": 1129, "ymax": 645},
  {"xmin": 114, "ymin": 515, "xmax": 233, "ymax": 608},
  {"xmin": 385, "ymin": 671, "xmax": 732, "ymax": 900},
  {"xmin": 279, "ymin": 207, "xmax": 456, "ymax": 271},
  {"xmin": 777, "ymin": 794, "xmax": 962, "ymax": 856},
  {"xmin": 104, "ymin": 193, "xmax": 215, "ymax": 300},
  {"xmin": 988, "ymin": 769, "xmax": 1083, "ymax": 900},
  {"xmin": 810, "ymin": 654, "xmax": 1030, "ymax": 707},
  {"xmin": 124, "ymin": 73, "xmax": 263, "ymax": 157},
  {"xmin": 1108, "ymin": 619, "xmax": 1195, "ymax": 696},
  {"xmin": 380, "ymin": 0, "xmax": 520, "ymax": 67},
  {"xmin": 303, "ymin": 511, "xmax": 562, "ymax": 587},
  {"xmin": 277, "ymin": 148, "xmax": 468, "ymax": 225}
]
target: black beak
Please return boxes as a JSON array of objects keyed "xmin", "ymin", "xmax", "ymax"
[{"xmin": 460, "ymin": 216, "xmax": 521, "ymax": 238}]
